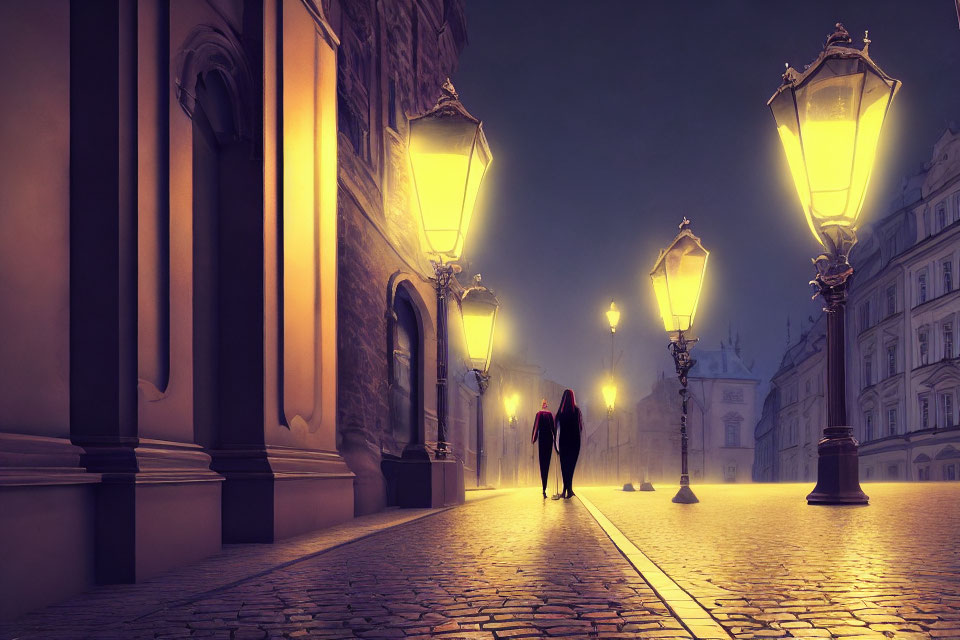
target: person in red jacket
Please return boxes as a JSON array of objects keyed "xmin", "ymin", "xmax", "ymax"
[
  {"xmin": 555, "ymin": 389, "xmax": 583, "ymax": 499},
  {"xmin": 530, "ymin": 399, "xmax": 556, "ymax": 498}
]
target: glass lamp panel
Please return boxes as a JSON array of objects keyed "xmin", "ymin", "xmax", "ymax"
[
  {"xmin": 450, "ymin": 138, "xmax": 490, "ymax": 260},
  {"xmin": 606, "ymin": 302, "xmax": 621, "ymax": 331},
  {"xmin": 796, "ymin": 71, "xmax": 865, "ymax": 224},
  {"xmin": 461, "ymin": 297, "xmax": 497, "ymax": 372},
  {"xmin": 663, "ymin": 236, "xmax": 708, "ymax": 332},
  {"xmin": 602, "ymin": 383, "xmax": 617, "ymax": 411},
  {"xmin": 650, "ymin": 259, "xmax": 674, "ymax": 332},
  {"xmin": 849, "ymin": 70, "xmax": 896, "ymax": 220},
  {"xmin": 408, "ymin": 116, "xmax": 478, "ymax": 259},
  {"xmin": 771, "ymin": 89, "xmax": 819, "ymax": 244},
  {"xmin": 504, "ymin": 393, "xmax": 519, "ymax": 420}
]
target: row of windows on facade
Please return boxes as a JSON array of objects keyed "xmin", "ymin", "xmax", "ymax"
[
  {"xmin": 859, "ymin": 261, "xmax": 955, "ymax": 333},
  {"xmin": 864, "ymin": 462, "xmax": 960, "ymax": 481},
  {"xmin": 780, "ymin": 375, "xmax": 824, "ymax": 407},
  {"xmin": 779, "ymin": 417, "xmax": 817, "ymax": 448},
  {"xmin": 927, "ymin": 192, "xmax": 960, "ymax": 239},
  {"xmin": 861, "ymin": 321, "xmax": 954, "ymax": 388},
  {"xmin": 862, "ymin": 390, "xmax": 956, "ymax": 442}
]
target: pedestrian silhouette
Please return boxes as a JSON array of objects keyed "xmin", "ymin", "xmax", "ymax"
[
  {"xmin": 555, "ymin": 389, "xmax": 583, "ymax": 499},
  {"xmin": 530, "ymin": 399, "xmax": 556, "ymax": 498}
]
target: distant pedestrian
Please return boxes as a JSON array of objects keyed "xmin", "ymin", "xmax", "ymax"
[
  {"xmin": 531, "ymin": 399, "xmax": 556, "ymax": 498},
  {"xmin": 555, "ymin": 389, "xmax": 582, "ymax": 499}
]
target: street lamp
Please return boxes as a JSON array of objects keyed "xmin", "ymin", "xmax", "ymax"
[
  {"xmin": 602, "ymin": 380, "xmax": 619, "ymax": 485},
  {"xmin": 768, "ymin": 23, "xmax": 899, "ymax": 505},
  {"xmin": 650, "ymin": 218, "xmax": 708, "ymax": 504},
  {"xmin": 503, "ymin": 393, "xmax": 519, "ymax": 486},
  {"xmin": 409, "ymin": 78, "xmax": 492, "ymax": 459},
  {"xmin": 461, "ymin": 274, "xmax": 500, "ymax": 487}
]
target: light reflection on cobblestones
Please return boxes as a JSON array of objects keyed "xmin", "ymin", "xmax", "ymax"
[
  {"xmin": 581, "ymin": 483, "xmax": 960, "ymax": 640},
  {"xmin": 2, "ymin": 491, "xmax": 687, "ymax": 639}
]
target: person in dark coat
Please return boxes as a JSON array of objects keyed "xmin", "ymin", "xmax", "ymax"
[
  {"xmin": 531, "ymin": 399, "xmax": 556, "ymax": 498},
  {"xmin": 555, "ymin": 389, "xmax": 582, "ymax": 499}
]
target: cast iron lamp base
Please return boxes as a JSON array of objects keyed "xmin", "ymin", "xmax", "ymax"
[
  {"xmin": 806, "ymin": 426, "xmax": 869, "ymax": 505},
  {"xmin": 622, "ymin": 483, "xmax": 635, "ymax": 492},
  {"xmin": 639, "ymin": 481, "xmax": 655, "ymax": 491},
  {"xmin": 672, "ymin": 485, "xmax": 698, "ymax": 504}
]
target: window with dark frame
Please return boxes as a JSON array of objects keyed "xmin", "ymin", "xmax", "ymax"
[
  {"xmin": 919, "ymin": 271, "xmax": 928, "ymax": 305},
  {"xmin": 887, "ymin": 343, "xmax": 897, "ymax": 377},
  {"xmin": 920, "ymin": 328, "xmax": 929, "ymax": 365},
  {"xmin": 944, "ymin": 261, "xmax": 953, "ymax": 294},
  {"xmin": 945, "ymin": 322, "xmax": 954, "ymax": 360},
  {"xmin": 886, "ymin": 285, "xmax": 896, "ymax": 316}
]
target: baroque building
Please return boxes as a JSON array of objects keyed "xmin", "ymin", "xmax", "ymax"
[
  {"xmin": 0, "ymin": 0, "xmax": 471, "ymax": 620},
  {"xmin": 761, "ymin": 316, "xmax": 826, "ymax": 483},
  {"xmin": 757, "ymin": 127, "xmax": 960, "ymax": 483},
  {"xmin": 618, "ymin": 342, "xmax": 759, "ymax": 486},
  {"xmin": 847, "ymin": 127, "xmax": 960, "ymax": 482}
]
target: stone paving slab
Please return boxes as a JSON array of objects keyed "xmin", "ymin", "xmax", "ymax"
[
  {"xmin": 2, "ymin": 490, "xmax": 686, "ymax": 639},
  {"xmin": 580, "ymin": 483, "xmax": 960, "ymax": 640}
]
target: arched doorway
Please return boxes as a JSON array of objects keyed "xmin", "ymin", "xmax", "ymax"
[{"xmin": 391, "ymin": 286, "xmax": 421, "ymax": 451}]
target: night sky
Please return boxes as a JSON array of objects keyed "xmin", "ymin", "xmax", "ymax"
[{"xmin": 454, "ymin": 1, "xmax": 960, "ymax": 411}]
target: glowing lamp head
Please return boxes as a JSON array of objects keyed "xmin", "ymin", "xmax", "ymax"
[
  {"xmin": 768, "ymin": 23, "xmax": 900, "ymax": 250},
  {"xmin": 602, "ymin": 381, "xmax": 617, "ymax": 412},
  {"xmin": 460, "ymin": 274, "xmax": 499, "ymax": 374},
  {"xmin": 650, "ymin": 218, "xmax": 709, "ymax": 335},
  {"xmin": 504, "ymin": 393, "xmax": 519, "ymax": 422},
  {"xmin": 408, "ymin": 78, "xmax": 492, "ymax": 262},
  {"xmin": 606, "ymin": 300, "xmax": 621, "ymax": 333}
]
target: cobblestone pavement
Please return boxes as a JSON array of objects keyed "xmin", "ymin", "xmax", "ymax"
[
  {"xmin": 580, "ymin": 483, "xmax": 960, "ymax": 640},
  {"xmin": 2, "ymin": 490, "xmax": 686, "ymax": 640}
]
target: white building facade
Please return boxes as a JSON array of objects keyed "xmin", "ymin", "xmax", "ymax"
[{"xmin": 847, "ymin": 128, "xmax": 960, "ymax": 481}]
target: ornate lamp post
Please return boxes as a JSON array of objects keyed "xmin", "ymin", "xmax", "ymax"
[
  {"xmin": 650, "ymin": 218, "xmax": 709, "ymax": 504},
  {"xmin": 408, "ymin": 79, "xmax": 492, "ymax": 459},
  {"xmin": 503, "ymin": 393, "xmax": 519, "ymax": 486},
  {"xmin": 602, "ymin": 380, "xmax": 618, "ymax": 483},
  {"xmin": 460, "ymin": 274, "xmax": 500, "ymax": 487},
  {"xmin": 768, "ymin": 23, "xmax": 900, "ymax": 505}
]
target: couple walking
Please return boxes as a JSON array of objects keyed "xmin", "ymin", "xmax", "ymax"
[{"xmin": 530, "ymin": 389, "xmax": 582, "ymax": 499}]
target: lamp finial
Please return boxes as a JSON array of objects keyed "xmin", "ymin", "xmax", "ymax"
[
  {"xmin": 863, "ymin": 30, "xmax": 871, "ymax": 55},
  {"xmin": 679, "ymin": 217, "xmax": 691, "ymax": 231},
  {"xmin": 440, "ymin": 77, "xmax": 459, "ymax": 103},
  {"xmin": 825, "ymin": 22, "xmax": 851, "ymax": 48}
]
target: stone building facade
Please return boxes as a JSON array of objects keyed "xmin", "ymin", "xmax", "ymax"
[
  {"xmin": 332, "ymin": 0, "xmax": 483, "ymax": 514},
  {"xmin": 0, "ymin": 0, "xmax": 471, "ymax": 620},
  {"xmin": 762, "ymin": 316, "xmax": 826, "ymax": 483},
  {"xmin": 847, "ymin": 127, "xmax": 960, "ymax": 482},
  {"xmin": 607, "ymin": 343, "xmax": 759, "ymax": 488},
  {"xmin": 685, "ymin": 347, "xmax": 759, "ymax": 483}
]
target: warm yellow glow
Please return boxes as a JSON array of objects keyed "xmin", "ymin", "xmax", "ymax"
[
  {"xmin": 770, "ymin": 54, "xmax": 898, "ymax": 246},
  {"xmin": 460, "ymin": 276, "xmax": 499, "ymax": 373},
  {"xmin": 605, "ymin": 301, "xmax": 621, "ymax": 332},
  {"xmin": 462, "ymin": 310, "xmax": 496, "ymax": 371},
  {"xmin": 504, "ymin": 393, "xmax": 519, "ymax": 421},
  {"xmin": 407, "ymin": 87, "xmax": 492, "ymax": 262},
  {"xmin": 602, "ymin": 382, "xmax": 617, "ymax": 412},
  {"xmin": 650, "ymin": 231, "xmax": 709, "ymax": 333}
]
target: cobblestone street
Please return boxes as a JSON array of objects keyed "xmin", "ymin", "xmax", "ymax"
[
  {"xmin": 0, "ymin": 491, "xmax": 683, "ymax": 640},
  {"xmin": 580, "ymin": 483, "xmax": 960, "ymax": 640},
  {"xmin": 4, "ymin": 484, "xmax": 959, "ymax": 640}
]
